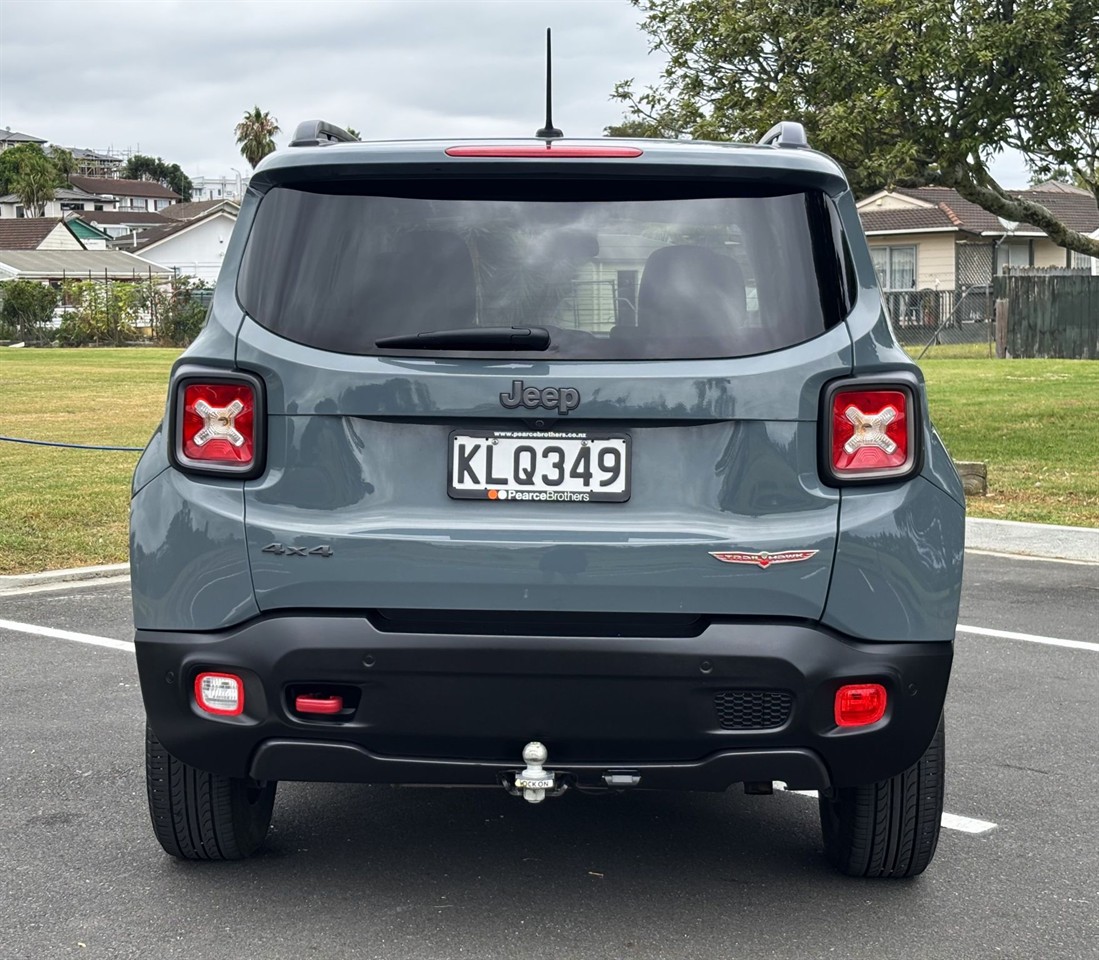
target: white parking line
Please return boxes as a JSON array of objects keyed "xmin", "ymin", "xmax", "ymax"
[
  {"xmin": 956, "ymin": 624, "xmax": 1099, "ymax": 653},
  {"xmin": 777, "ymin": 786, "xmax": 997, "ymax": 834},
  {"xmin": 0, "ymin": 618, "xmax": 134, "ymax": 652}
]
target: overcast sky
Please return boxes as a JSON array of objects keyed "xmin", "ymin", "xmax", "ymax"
[{"xmin": 0, "ymin": 0, "xmax": 1028, "ymax": 186}]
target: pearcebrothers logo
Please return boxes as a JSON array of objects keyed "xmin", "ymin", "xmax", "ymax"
[{"xmin": 709, "ymin": 549, "xmax": 819, "ymax": 569}]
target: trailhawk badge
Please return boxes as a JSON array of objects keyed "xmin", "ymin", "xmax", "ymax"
[{"xmin": 709, "ymin": 549, "xmax": 819, "ymax": 569}]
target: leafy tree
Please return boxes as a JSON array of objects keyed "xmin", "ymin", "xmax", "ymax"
[
  {"xmin": 345, "ymin": 126, "xmax": 361, "ymax": 140},
  {"xmin": 0, "ymin": 143, "xmax": 66, "ymax": 216},
  {"xmin": 610, "ymin": 0, "xmax": 1099, "ymax": 258},
  {"xmin": 139, "ymin": 276, "xmax": 210, "ymax": 346},
  {"xmin": 58, "ymin": 279, "xmax": 140, "ymax": 345},
  {"xmin": 48, "ymin": 146, "xmax": 76, "ymax": 177},
  {"xmin": 0, "ymin": 279, "xmax": 59, "ymax": 343},
  {"xmin": 235, "ymin": 107, "xmax": 280, "ymax": 169},
  {"xmin": 121, "ymin": 154, "xmax": 193, "ymax": 201}
]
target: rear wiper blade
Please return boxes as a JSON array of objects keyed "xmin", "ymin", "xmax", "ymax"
[{"xmin": 375, "ymin": 326, "xmax": 551, "ymax": 351}]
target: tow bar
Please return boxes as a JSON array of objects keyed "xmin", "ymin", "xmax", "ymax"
[{"xmin": 507, "ymin": 742, "xmax": 564, "ymax": 804}]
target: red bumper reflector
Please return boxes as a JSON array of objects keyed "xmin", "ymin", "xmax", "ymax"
[
  {"xmin": 294, "ymin": 694, "xmax": 344, "ymax": 715},
  {"xmin": 445, "ymin": 145, "xmax": 643, "ymax": 158},
  {"xmin": 835, "ymin": 683, "xmax": 887, "ymax": 727},
  {"xmin": 195, "ymin": 672, "xmax": 244, "ymax": 716}
]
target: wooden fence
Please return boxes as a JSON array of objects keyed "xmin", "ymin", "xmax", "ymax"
[{"xmin": 995, "ymin": 268, "xmax": 1099, "ymax": 359}]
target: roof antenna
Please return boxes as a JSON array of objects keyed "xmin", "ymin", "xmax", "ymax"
[{"xmin": 535, "ymin": 28, "xmax": 563, "ymax": 140}]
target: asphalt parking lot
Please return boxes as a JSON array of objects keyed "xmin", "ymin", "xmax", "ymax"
[{"xmin": 1, "ymin": 551, "xmax": 1096, "ymax": 960}]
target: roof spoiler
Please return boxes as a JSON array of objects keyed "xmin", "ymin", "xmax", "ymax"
[
  {"xmin": 758, "ymin": 121, "xmax": 809, "ymax": 149},
  {"xmin": 289, "ymin": 120, "xmax": 359, "ymax": 148}
]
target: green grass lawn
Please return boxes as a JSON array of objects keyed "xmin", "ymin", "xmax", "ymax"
[
  {"xmin": 0, "ymin": 348, "xmax": 180, "ymax": 574},
  {"xmin": 0, "ymin": 348, "xmax": 1095, "ymax": 574},
  {"xmin": 921, "ymin": 358, "xmax": 1099, "ymax": 526}
]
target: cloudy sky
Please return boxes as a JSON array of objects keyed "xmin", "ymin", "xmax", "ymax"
[{"xmin": 0, "ymin": 0, "xmax": 1027, "ymax": 186}]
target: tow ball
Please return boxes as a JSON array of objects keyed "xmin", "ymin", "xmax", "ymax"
[{"xmin": 507, "ymin": 742, "xmax": 566, "ymax": 804}]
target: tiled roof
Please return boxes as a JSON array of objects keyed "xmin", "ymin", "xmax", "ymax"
[
  {"xmin": 69, "ymin": 175, "xmax": 181, "ymax": 200},
  {"xmin": 0, "ymin": 186, "xmax": 109, "ymax": 204},
  {"xmin": 110, "ymin": 208, "xmax": 237, "ymax": 250},
  {"xmin": 861, "ymin": 185, "xmax": 1099, "ymax": 236},
  {"xmin": 859, "ymin": 206, "xmax": 957, "ymax": 234},
  {"xmin": 160, "ymin": 199, "xmax": 239, "ymax": 221},
  {"xmin": 70, "ymin": 210, "xmax": 170, "ymax": 226},
  {"xmin": 0, "ymin": 218, "xmax": 74, "ymax": 250}
]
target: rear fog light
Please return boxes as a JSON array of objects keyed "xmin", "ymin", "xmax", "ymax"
[
  {"xmin": 835, "ymin": 683, "xmax": 887, "ymax": 727},
  {"xmin": 195, "ymin": 672, "xmax": 244, "ymax": 716}
]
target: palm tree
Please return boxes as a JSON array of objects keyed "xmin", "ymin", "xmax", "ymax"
[{"xmin": 235, "ymin": 107, "xmax": 281, "ymax": 169}]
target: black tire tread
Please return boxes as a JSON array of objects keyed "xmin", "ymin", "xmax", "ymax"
[
  {"xmin": 819, "ymin": 714, "xmax": 945, "ymax": 878},
  {"xmin": 145, "ymin": 723, "xmax": 275, "ymax": 861}
]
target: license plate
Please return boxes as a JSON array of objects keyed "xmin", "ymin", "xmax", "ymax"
[{"xmin": 448, "ymin": 430, "xmax": 631, "ymax": 502}]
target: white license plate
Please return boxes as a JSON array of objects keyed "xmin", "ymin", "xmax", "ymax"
[{"xmin": 448, "ymin": 430, "xmax": 631, "ymax": 502}]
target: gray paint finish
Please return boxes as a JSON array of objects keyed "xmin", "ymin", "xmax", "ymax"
[{"xmin": 130, "ymin": 470, "xmax": 257, "ymax": 630}]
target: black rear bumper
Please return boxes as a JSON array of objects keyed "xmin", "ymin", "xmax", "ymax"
[{"xmin": 135, "ymin": 614, "xmax": 952, "ymax": 791}]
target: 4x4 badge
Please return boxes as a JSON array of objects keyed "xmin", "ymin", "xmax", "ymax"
[{"xmin": 709, "ymin": 549, "xmax": 818, "ymax": 569}]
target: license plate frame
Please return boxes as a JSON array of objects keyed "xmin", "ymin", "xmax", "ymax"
[{"xmin": 448, "ymin": 429, "xmax": 631, "ymax": 503}]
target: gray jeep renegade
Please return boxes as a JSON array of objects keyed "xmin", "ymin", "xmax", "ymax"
[{"xmin": 130, "ymin": 119, "xmax": 964, "ymax": 877}]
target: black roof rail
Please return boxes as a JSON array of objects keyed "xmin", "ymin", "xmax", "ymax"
[
  {"xmin": 289, "ymin": 120, "xmax": 360, "ymax": 148},
  {"xmin": 758, "ymin": 121, "xmax": 809, "ymax": 149}
]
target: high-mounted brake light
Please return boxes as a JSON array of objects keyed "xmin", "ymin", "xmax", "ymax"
[
  {"xmin": 195, "ymin": 672, "xmax": 244, "ymax": 716},
  {"xmin": 170, "ymin": 369, "xmax": 265, "ymax": 478},
  {"xmin": 822, "ymin": 380, "xmax": 920, "ymax": 484},
  {"xmin": 835, "ymin": 683, "xmax": 887, "ymax": 727},
  {"xmin": 445, "ymin": 145, "xmax": 643, "ymax": 158}
]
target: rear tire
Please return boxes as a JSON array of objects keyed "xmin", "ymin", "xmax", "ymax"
[
  {"xmin": 145, "ymin": 722, "xmax": 276, "ymax": 860},
  {"xmin": 819, "ymin": 714, "xmax": 945, "ymax": 878}
]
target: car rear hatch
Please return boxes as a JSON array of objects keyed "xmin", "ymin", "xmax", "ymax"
[{"xmin": 232, "ymin": 144, "xmax": 855, "ymax": 622}]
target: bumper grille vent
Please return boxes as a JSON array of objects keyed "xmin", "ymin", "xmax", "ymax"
[{"xmin": 713, "ymin": 690, "xmax": 793, "ymax": 730}]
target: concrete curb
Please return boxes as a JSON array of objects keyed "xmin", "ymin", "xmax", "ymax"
[
  {"xmin": 965, "ymin": 518, "xmax": 1098, "ymax": 564},
  {"xmin": 0, "ymin": 516, "xmax": 1094, "ymax": 591},
  {"xmin": 0, "ymin": 563, "xmax": 130, "ymax": 592}
]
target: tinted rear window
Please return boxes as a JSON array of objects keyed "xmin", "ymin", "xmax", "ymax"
[{"xmin": 238, "ymin": 180, "xmax": 846, "ymax": 359}]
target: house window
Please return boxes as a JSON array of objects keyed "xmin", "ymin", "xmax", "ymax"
[
  {"xmin": 996, "ymin": 241, "xmax": 1031, "ymax": 274},
  {"xmin": 870, "ymin": 245, "xmax": 917, "ymax": 290}
]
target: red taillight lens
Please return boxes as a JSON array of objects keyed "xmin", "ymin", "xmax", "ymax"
[
  {"xmin": 195, "ymin": 672, "xmax": 244, "ymax": 716},
  {"xmin": 181, "ymin": 383, "xmax": 255, "ymax": 464},
  {"xmin": 830, "ymin": 387, "xmax": 913, "ymax": 477},
  {"xmin": 835, "ymin": 683, "xmax": 887, "ymax": 727}
]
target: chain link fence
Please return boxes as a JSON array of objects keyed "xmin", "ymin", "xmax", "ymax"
[{"xmin": 888, "ymin": 242, "xmax": 996, "ymax": 358}]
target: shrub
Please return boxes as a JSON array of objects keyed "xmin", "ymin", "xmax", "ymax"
[
  {"xmin": 0, "ymin": 279, "xmax": 59, "ymax": 343},
  {"xmin": 57, "ymin": 279, "xmax": 140, "ymax": 345}
]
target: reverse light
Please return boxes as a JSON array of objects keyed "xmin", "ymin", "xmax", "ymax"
[
  {"xmin": 822, "ymin": 380, "xmax": 919, "ymax": 484},
  {"xmin": 195, "ymin": 672, "xmax": 244, "ymax": 716},
  {"xmin": 835, "ymin": 683, "xmax": 887, "ymax": 727}
]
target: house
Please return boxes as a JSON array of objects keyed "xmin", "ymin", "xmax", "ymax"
[
  {"xmin": 51, "ymin": 145, "xmax": 123, "ymax": 178},
  {"xmin": 0, "ymin": 185, "xmax": 116, "ymax": 219},
  {"xmin": 0, "ymin": 218, "xmax": 85, "ymax": 251},
  {"xmin": 190, "ymin": 174, "xmax": 249, "ymax": 202},
  {"xmin": 857, "ymin": 184, "xmax": 1099, "ymax": 289},
  {"xmin": 68, "ymin": 175, "xmax": 180, "ymax": 213},
  {"xmin": 108, "ymin": 206, "xmax": 238, "ymax": 283},
  {"xmin": 0, "ymin": 248, "xmax": 172, "ymax": 282},
  {"xmin": 63, "ymin": 215, "xmax": 112, "ymax": 251},
  {"xmin": 0, "ymin": 127, "xmax": 47, "ymax": 150},
  {"xmin": 69, "ymin": 209, "xmax": 171, "ymax": 240},
  {"xmin": 160, "ymin": 198, "xmax": 240, "ymax": 222}
]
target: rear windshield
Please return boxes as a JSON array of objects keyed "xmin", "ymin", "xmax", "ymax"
[{"xmin": 238, "ymin": 180, "xmax": 847, "ymax": 360}]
